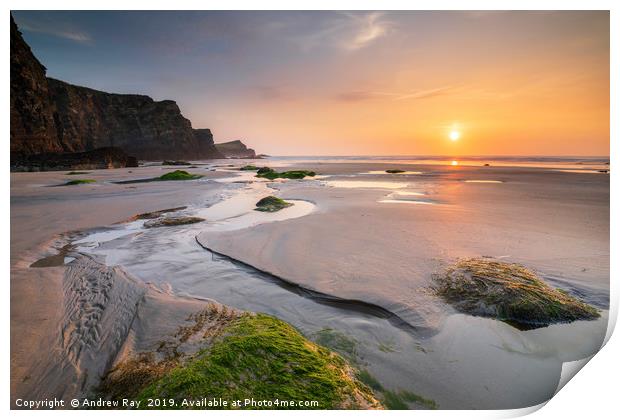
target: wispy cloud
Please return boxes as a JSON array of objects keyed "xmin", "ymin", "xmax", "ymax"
[
  {"xmin": 249, "ymin": 85, "xmax": 292, "ymax": 101},
  {"xmin": 20, "ymin": 20, "xmax": 92, "ymax": 44},
  {"xmin": 295, "ymin": 12, "xmax": 393, "ymax": 52},
  {"xmin": 340, "ymin": 12, "xmax": 392, "ymax": 51},
  {"xmin": 394, "ymin": 85, "xmax": 457, "ymax": 100},
  {"xmin": 335, "ymin": 85, "xmax": 460, "ymax": 102},
  {"xmin": 336, "ymin": 90, "xmax": 393, "ymax": 102}
]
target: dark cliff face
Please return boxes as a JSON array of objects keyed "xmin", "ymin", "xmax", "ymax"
[
  {"xmin": 193, "ymin": 129, "xmax": 224, "ymax": 159},
  {"xmin": 214, "ymin": 140, "xmax": 257, "ymax": 158},
  {"xmin": 47, "ymin": 79, "xmax": 213, "ymax": 160},
  {"xmin": 10, "ymin": 16, "xmax": 222, "ymax": 161},
  {"xmin": 10, "ymin": 16, "xmax": 61, "ymax": 155}
]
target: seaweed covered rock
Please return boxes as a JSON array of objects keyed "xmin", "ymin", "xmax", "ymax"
[
  {"xmin": 131, "ymin": 207, "xmax": 187, "ymax": 220},
  {"xmin": 239, "ymin": 165, "xmax": 259, "ymax": 171},
  {"xmin": 162, "ymin": 160, "xmax": 191, "ymax": 166},
  {"xmin": 256, "ymin": 166, "xmax": 274, "ymax": 175},
  {"xmin": 433, "ymin": 258, "xmax": 600, "ymax": 329},
  {"xmin": 385, "ymin": 169, "xmax": 405, "ymax": 174},
  {"xmin": 100, "ymin": 309, "xmax": 382, "ymax": 409},
  {"xmin": 255, "ymin": 167, "xmax": 316, "ymax": 180},
  {"xmin": 114, "ymin": 170, "xmax": 202, "ymax": 184},
  {"xmin": 144, "ymin": 216, "xmax": 205, "ymax": 228},
  {"xmin": 138, "ymin": 313, "xmax": 381, "ymax": 409},
  {"xmin": 159, "ymin": 170, "xmax": 203, "ymax": 181},
  {"xmin": 254, "ymin": 196, "xmax": 293, "ymax": 212}
]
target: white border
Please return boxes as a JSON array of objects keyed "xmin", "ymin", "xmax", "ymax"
[{"xmin": 3, "ymin": 1, "xmax": 617, "ymax": 419}]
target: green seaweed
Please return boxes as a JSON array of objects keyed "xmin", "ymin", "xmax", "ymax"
[
  {"xmin": 131, "ymin": 207, "xmax": 187, "ymax": 220},
  {"xmin": 65, "ymin": 171, "xmax": 91, "ymax": 175},
  {"xmin": 311, "ymin": 328, "xmax": 358, "ymax": 361},
  {"xmin": 356, "ymin": 370, "xmax": 384, "ymax": 392},
  {"xmin": 256, "ymin": 167, "xmax": 274, "ymax": 175},
  {"xmin": 98, "ymin": 304, "xmax": 241, "ymax": 401},
  {"xmin": 239, "ymin": 165, "xmax": 259, "ymax": 171},
  {"xmin": 163, "ymin": 160, "xmax": 191, "ymax": 166},
  {"xmin": 254, "ymin": 196, "xmax": 294, "ymax": 212},
  {"xmin": 64, "ymin": 179, "xmax": 96, "ymax": 185},
  {"xmin": 382, "ymin": 390, "xmax": 437, "ymax": 410},
  {"xmin": 434, "ymin": 258, "xmax": 600, "ymax": 329},
  {"xmin": 255, "ymin": 167, "xmax": 316, "ymax": 180},
  {"xmin": 136, "ymin": 313, "xmax": 381, "ymax": 409},
  {"xmin": 377, "ymin": 342, "xmax": 396, "ymax": 353},
  {"xmin": 159, "ymin": 170, "xmax": 203, "ymax": 181}
]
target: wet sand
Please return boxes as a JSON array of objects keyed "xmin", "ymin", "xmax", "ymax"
[
  {"xmin": 202, "ymin": 163, "xmax": 609, "ymax": 327},
  {"xmin": 10, "ymin": 159, "xmax": 609, "ymax": 409},
  {"xmin": 10, "ymin": 164, "xmax": 228, "ymax": 403}
]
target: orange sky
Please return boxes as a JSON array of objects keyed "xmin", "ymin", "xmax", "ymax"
[
  {"xmin": 18, "ymin": 11, "xmax": 610, "ymax": 156},
  {"xmin": 215, "ymin": 12, "xmax": 610, "ymax": 156}
]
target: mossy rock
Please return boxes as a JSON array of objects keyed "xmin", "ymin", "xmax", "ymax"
[
  {"xmin": 434, "ymin": 258, "xmax": 600, "ymax": 329},
  {"xmin": 254, "ymin": 196, "xmax": 294, "ymax": 212},
  {"xmin": 132, "ymin": 207, "xmax": 187, "ymax": 220},
  {"xmin": 255, "ymin": 167, "xmax": 316, "ymax": 180},
  {"xmin": 163, "ymin": 160, "xmax": 191, "ymax": 166},
  {"xmin": 64, "ymin": 179, "xmax": 96, "ymax": 185},
  {"xmin": 144, "ymin": 216, "xmax": 205, "ymax": 228},
  {"xmin": 385, "ymin": 169, "xmax": 405, "ymax": 174},
  {"xmin": 136, "ymin": 313, "xmax": 382, "ymax": 409},
  {"xmin": 240, "ymin": 165, "xmax": 259, "ymax": 171},
  {"xmin": 159, "ymin": 170, "xmax": 203, "ymax": 181}
]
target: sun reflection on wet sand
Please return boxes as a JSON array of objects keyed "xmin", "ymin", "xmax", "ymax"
[
  {"xmin": 364, "ymin": 170, "xmax": 424, "ymax": 175},
  {"xmin": 324, "ymin": 180, "xmax": 409, "ymax": 189},
  {"xmin": 379, "ymin": 199, "xmax": 435, "ymax": 205}
]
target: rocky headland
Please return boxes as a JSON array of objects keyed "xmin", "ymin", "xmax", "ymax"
[
  {"xmin": 214, "ymin": 140, "xmax": 257, "ymax": 158},
  {"xmin": 10, "ymin": 16, "xmax": 227, "ymax": 171}
]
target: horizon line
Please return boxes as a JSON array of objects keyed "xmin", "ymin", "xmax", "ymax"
[{"xmin": 260, "ymin": 154, "xmax": 610, "ymax": 159}]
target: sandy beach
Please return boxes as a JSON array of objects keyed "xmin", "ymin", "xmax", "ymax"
[
  {"xmin": 8, "ymin": 8, "xmax": 612, "ymax": 412},
  {"xmin": 10, "ymin": 158, "xmax": 609, "ymax": 409}
]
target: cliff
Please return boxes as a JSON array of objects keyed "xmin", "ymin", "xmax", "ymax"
[
  {"xmin": 10, "ymin": 15, "xmax": 61, "ymax": 155},
  {"xmin": 10, "ymin": 15, "xmax": 224, "ymax": 164},
  {"xmin": 45, "ymin": 78, "xmax": 221, "ymax": 160},
  {"xmin": 193, "ymin": 128, "xmax": 222, "ymax": 158},
  {"xmin": 214, "ymin": 140, "xmax": 256, "ymax": 158}
]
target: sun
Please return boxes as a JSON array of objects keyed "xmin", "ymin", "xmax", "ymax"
[{"xmin": 449, "ymin": 130, "xmax": 460, "ymax": 141}]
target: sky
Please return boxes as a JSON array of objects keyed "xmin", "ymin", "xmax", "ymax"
[{"xmin": 12, "ymin": 11, "xmax": 609, "ymax": 156}]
